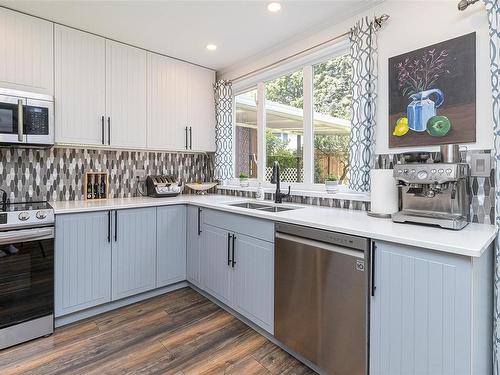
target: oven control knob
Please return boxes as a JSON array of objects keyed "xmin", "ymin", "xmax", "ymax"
[
  {"xmin": 18, "ymin": 212, "xmax": 30, "ymax": 221},
  {"xmin": 36, "ymin": 210, "xmax": 47, "ymax": 219},
  {"xmin": 417, "ymin": 170, "xmax": 428, "ymax": 180}
]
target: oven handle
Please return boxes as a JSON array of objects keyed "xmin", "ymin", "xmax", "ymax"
[
  {"xmin": 0, "ymin": 227, "xmax": 54, "ymax": 245},
  {"xmin": 17, "ymin": 99, "xmax": 23, "ymax": 142}
]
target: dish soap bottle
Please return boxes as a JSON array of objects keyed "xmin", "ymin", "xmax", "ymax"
[{"xmin": 256, "ymin": 183, "xmax": 265, "ymax": 201}]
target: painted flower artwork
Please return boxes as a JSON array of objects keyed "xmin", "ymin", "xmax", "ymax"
[{"xmin": 388, "ymin": 33, "xmax": 476, "ymax": 148}]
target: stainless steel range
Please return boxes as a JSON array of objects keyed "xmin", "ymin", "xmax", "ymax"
[{"xmin": 0, "ymin": 198, "xmax": 55, "ymax": 349}]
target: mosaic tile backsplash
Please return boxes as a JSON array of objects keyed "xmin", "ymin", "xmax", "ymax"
[
  {"xmin": 0, "ymin": 148, "xmax": 214, "ymax": 202},
  {"xmin": 0, "ymin": 147, "xmax": 494, "ymax": 225}
]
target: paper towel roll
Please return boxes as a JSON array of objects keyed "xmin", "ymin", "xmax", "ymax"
[{"xmin": 370, "ymin": 169, "xmax": 399, "ymax": 215}]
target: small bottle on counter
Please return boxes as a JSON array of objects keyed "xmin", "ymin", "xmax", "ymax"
[
  {"xmin": 87, "ymin": 176, "xmax": 93, "ymax": 199},
  {"xmin": 100, "ymin": 175, "xmax": 106, "ymax": 199},
  {"xmin": 93, "ymin": 176, "xmax": 99, "ymax": 199},
  {"xmin": 256, "ymin": 182, "xmax": 265, "ymax": 201}
]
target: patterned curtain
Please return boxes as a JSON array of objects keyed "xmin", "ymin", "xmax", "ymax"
[
  {"xmin": 485, "ymin": 0, "xmax": 500, "ymax": 372},
  {"xmin": 214, "ymin": 80, "xmax": 234, "ymax": 181},
  {"xmin": 348, "ymin": 17, "xmax": 378, "ymax": 192}
]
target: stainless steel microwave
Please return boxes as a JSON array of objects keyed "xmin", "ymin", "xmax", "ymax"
[{"xmin": 0, "ymin": 88, "xmax": 54, "ymax": 147}]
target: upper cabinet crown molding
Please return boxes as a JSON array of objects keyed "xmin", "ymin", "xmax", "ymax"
[{"xmin": 0, "ymin": 7, "xmax": 53, "ymax": 95}]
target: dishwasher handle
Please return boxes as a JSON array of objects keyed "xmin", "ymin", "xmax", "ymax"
[{"xmin": 276, "ymin": 232, "xmax": 365, "ymax": 259}]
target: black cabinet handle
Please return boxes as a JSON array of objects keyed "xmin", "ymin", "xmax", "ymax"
[
  {"xmin": 107, "ymin": 210, "xmax": 111, "ymax": 242},
  {"xmin": 189, "ymin": 126, "xmax": 192, "ymax": 150},
  {"xmin": 185, "ymin": 127, "xmax": 188, "ymax": 150},
  {"xmin": 107, "ymin": 117, "xmax": 111, "ymax": 145},
  {"xmin": 197, "ymin": 207, "xmax": 202, "ymax": 235},
  {"xmin": 371, "ymin": 241, "xmax": 376, "ymax": 297},
  {"xmin": 231, "ymin": 235, "xmax": 236, "ymax": 268},
  {"xmin": 101, "ymin": 116, "xmax": 105, "ymax": 145},
  {"xmin": 114, "ymin": 210, "xmax": 118, "ymax": 242},
  {"xmin": 227, "ymin": 233, "xmax": 232, "ymax": 266}
]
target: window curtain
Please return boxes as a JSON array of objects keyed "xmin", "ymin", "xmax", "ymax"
[
  {"xmin": 214, "ymin": 80, "xmax": 234, "ymax": 181},
  {"xmin": 484, "ymin": 0, "xmax": 500, "ymax": 373},
  {"xmin": 348, "ymin": 17, "xmax": 378, "ymax": 192}
]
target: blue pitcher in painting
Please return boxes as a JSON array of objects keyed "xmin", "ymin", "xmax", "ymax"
[{"xmin": 407, "ymin": 89, "xmax": 444, "ymax": 132}]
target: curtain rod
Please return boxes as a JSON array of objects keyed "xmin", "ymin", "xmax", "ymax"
[{"xmin": 231, "ymin": 14, "xmax": 390, "ymax": 84}]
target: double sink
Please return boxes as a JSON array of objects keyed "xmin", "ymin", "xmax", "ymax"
[{"xmin": 227, "ymin": 202, "xmax": 302, "ymax": 213}]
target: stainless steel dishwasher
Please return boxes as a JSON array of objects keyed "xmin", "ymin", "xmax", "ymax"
[{"xmin": 275, "ymin": 223, "xmax": 370, "ymax": 375}]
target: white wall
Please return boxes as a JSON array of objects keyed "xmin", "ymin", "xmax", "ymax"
[{"xmin": 219, "ymin": 0, "xmax": 493, "ymax": 155}]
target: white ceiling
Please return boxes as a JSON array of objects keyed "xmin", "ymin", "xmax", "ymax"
[{"xmin": 0, "ymin": 0, "xmax": 380, "ymax": 71}]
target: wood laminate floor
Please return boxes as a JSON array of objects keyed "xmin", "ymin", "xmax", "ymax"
[{"xmin": 0, "ymin": 287, "xmax": 316, "ymax": 375}]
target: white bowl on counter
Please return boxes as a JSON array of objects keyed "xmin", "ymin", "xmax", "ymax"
[{"xmin": 185, "ymin": 182, "xmax": 218, "ymax": 195}]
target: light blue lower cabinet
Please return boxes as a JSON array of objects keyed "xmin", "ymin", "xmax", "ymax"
[
  {"xmin": 111, "ymin": 207, "xmax": 157, "ymax": 300},
  {"xmin": 370, "ymin": 240, "xmax": 493, "ymax": 375},
  {"xmin": 156, "ymin": 205, "xmax": 186, "ymax": 287},
  {"xmin": 199, "ymin": 219, "xmax": 274, "ymax": 334},
  {"xmin": 231, "ymin": 233, "xmax": 274, "ymax": 333},
  {"xmin": 200, "ymin": 224, "xmax": 232, "ymax": 305},
  {"xmin": 55, "ymin": 211, "xmax": 112, "ymax": 317}
]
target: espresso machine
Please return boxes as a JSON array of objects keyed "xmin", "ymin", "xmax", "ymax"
[{"xmin": 392, "ymin": 152, "xmax": 471, "ymax": 230}]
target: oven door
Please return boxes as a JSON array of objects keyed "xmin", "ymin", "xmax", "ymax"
[
  {"xmin": 0, "ymin": 227, "xmax": 54, "ymax": 329},
  {"xmin": 0, "ymin": 95, "xmax": 26, "ymax": 144}
]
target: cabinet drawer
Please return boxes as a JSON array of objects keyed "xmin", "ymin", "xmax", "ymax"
[{"xmin": 203, "ymin": 209, "xmax": 274, "ymax": 243}]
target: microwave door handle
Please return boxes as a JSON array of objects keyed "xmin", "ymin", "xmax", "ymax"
[
  {"xmin": 17, "ymin": 99, "xmax": 23, "ymax": 142},
  {"xmin": 0, "ymin": 227, "xmax": 54, "ymax": 245}
]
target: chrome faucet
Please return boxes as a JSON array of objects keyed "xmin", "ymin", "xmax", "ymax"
[{"xmin": 270, "ymin": 161, "xmax": 291, "ymax": 204}]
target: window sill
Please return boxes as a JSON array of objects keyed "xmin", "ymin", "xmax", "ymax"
[{"xmin": 217, "ymin": 184, "xmax": 370, "ymax": 202}]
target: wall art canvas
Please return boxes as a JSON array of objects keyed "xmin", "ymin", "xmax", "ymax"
[{"xmin": 388, "ymin": 32, "xmax": 476, "ymax": 148}]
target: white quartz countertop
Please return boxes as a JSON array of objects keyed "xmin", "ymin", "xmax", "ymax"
[{"xmin": 51, "ymin": 195, "xmax": 497, "ymax": 258}]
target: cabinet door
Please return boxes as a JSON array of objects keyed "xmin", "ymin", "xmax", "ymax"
[
  {"xmin": 200, "ymin": 224, "xmax": 232, "ymax": 304},
  {"xmin": 147, "ymin": 53, "xmax": 188, "ymax": 150},
  {"xmin": 156, "ymin": 205, "xmax": 186, "ymax": 287},
  {"xmin": 231, "ymin": 234, "xmax": 274, "ymax": 333},
  {"xmin": 186, "ymin": 206, "xmax": 202, "ymax": 286},
  {"xmin": 188, "ymin": 65, "xmax": 215, "ymax": 152},
  {"xmin": 54, "ymin": 25, "xmax": 105, "ymax": 145},
  {"xmin": 0, "ymin": 8, "xmax": 53, "ymax": 95},
  {"xmin": 370, "ymin": 241, "xmax": 471, "ymax": 375},
  {"xmin": 105, "ymin": 40, "xmax": 147, "ymax": 148},
  {"xmin": 112, "ymin": 207, "xmax": 157, "ymax": 300},
  {"xmin": 55, "ymin": 211, "xmax": 112, "ymax": 317}
]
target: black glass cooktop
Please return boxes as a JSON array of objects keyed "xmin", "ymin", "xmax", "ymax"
[{"xmin": 0, "ymin": 201, "xmax": 52, "ymax": 213}]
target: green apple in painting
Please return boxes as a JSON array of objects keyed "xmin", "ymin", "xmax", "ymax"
[{"xmin": 427, "ymin": 116, "xmax": 451, "ymax": 137}]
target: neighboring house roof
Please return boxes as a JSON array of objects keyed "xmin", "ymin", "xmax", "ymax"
[{"xmin": 235, "ymin": 95, "xmax": 351, "ymax": 135}]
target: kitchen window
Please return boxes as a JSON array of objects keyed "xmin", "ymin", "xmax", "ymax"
[
  {"xmin": 313, "ymin": 54, "xmax": 352, "ymax": 184},
  {"xmin": 235, "ymin": 89, "xmax": 258, "ymax": 179},
  {"xmin": 233, "ymin": 45, "xmax": 352, "ymax": 187},
  {"xmin": 265, "ymin": 70, "xmax": 304, "ymax": 183}
]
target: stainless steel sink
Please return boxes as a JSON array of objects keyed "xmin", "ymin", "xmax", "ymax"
[
  {"xmin": 227, "ymin": 202, "xmax": 301, "ymax": 212},
  {"xmin": 229, "ymin": 202, "xmax": 272, "ymax": 209},
  {"xmin": 259, "ymin": 206, "xmax": 296, "ymax": 213}
]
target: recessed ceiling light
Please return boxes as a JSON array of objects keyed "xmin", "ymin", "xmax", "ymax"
[
  {"xmin": 206, "ymin": 44, "xmax": 217, "ymax": 51},
  {"xmin": 267, "ymin": 2, "xmax": 281, "ymax": 12}
]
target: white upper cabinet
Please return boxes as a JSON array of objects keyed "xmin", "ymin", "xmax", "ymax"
[
  {"xmin": 55, "ymin": 25, "xmax": 106, "ymax": 145},
  {"xmin": 188, "ymin": 65, "xmax": 215, "ymax": 152},
  {"xmin": 0, "ymin": 7, "xmax": 53, "ymax": 95},
  {"xmin": 147, "ymin": 52, "xmax": 189, "ymax": 150},
  {"xmin": 106, "ymin": 40, "xmax": 147, "ymax": 148}
]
